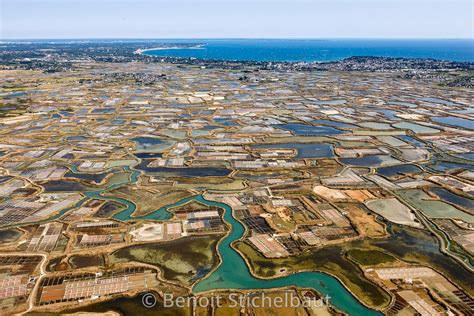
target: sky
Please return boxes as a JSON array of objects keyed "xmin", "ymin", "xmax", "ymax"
[{"xmin": 1, "ymin": 0, "xmax": 473, "ymax": 39}]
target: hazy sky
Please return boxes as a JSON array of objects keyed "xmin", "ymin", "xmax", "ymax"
[{"xmin": 1, "ymin": 0, "xmax": 473, "ymax": 39}]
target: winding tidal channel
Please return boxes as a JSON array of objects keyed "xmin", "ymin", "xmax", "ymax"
[{"xmin": 54, "ymin": 168, "xmax": 381, "ymax": 315}]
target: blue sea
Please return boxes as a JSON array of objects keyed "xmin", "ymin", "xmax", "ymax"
[{"xmin": 143, "ymin": 39, "xmax": 474, "ymax": 62}]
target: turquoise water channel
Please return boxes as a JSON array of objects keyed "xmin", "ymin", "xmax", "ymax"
[
  {"xmin": 47, "ymin": 167, "xmax": 380, "ymax": 315},
  {"xmin": 190, "ymin": 196, "xmax": 380, "ymax": 316}
]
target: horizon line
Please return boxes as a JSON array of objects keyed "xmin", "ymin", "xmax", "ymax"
[{"xmin": 2, "ymin": 37, "xmax": 473, "ymax": 41}]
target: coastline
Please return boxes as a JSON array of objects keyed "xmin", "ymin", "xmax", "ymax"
[
  {"xmin": 134, "ymin": 39, "xmax": 474, "ymax": 64},
  {"xmin": 138, "ymin": 50, "xmax": 474, "ymax": 74},
  {"xmin": 134, "ymin": 44, "xmax": 205, "ymax": 54}
]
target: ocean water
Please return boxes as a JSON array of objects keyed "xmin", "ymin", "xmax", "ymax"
[{"xmin": 143, "ymin": 39, "xmax": 474, "ymax": 62}]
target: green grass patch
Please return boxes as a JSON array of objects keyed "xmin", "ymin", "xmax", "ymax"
[
  {"xmin": 110, "ymin": 235, "xmax": 222, "ymax": 285},
  {"xmin": 347, "ymin": 249, "xmax": 397, "ymax": 266}
]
